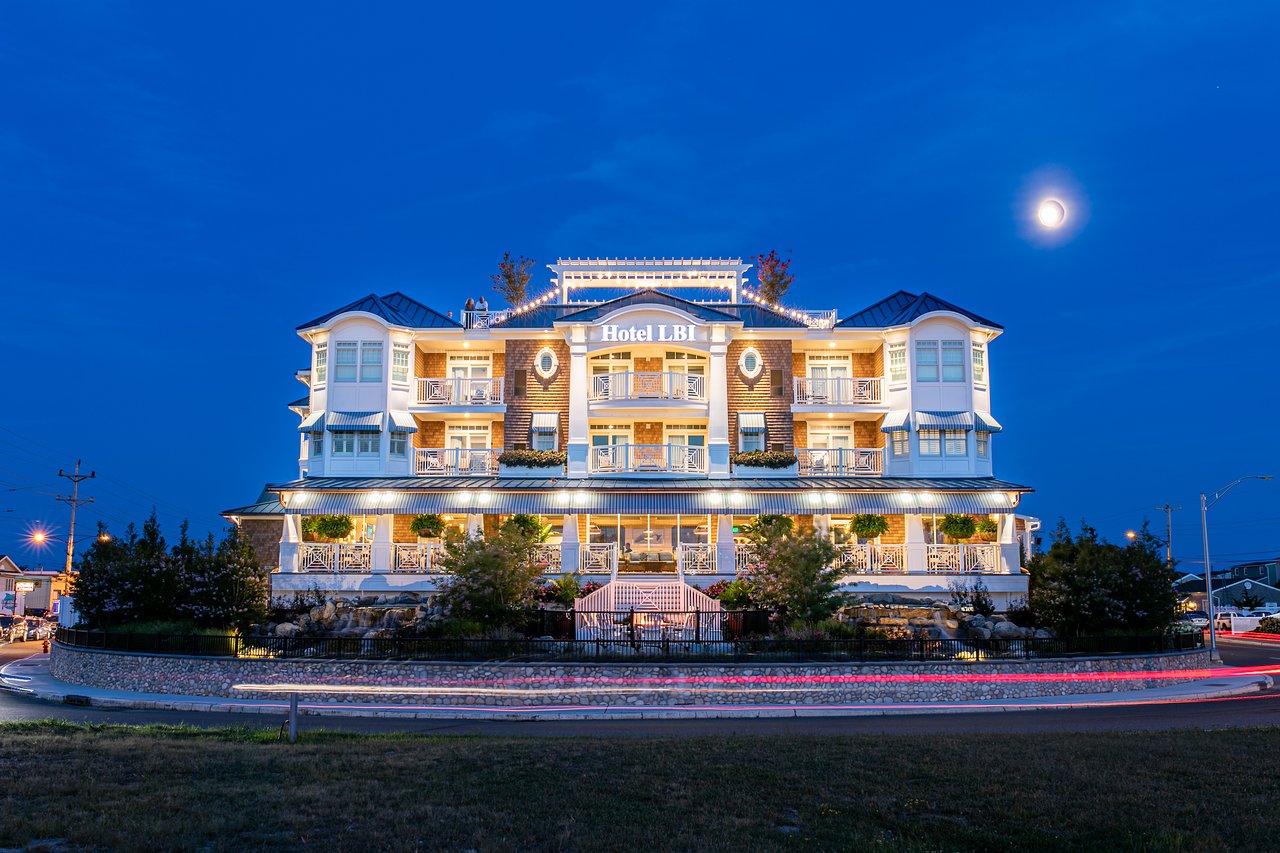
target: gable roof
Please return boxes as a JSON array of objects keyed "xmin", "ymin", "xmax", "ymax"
[
  {"xmin": 297, "ymin": 292, "xmax": 461, "ymax": 331},
  {"xmin": 837, "ymin": 290, "xmax": 1003, "ymax": 330},
  {"xmin": 550, "ymin": 289, "xmax": 741, "ymax": 324}
]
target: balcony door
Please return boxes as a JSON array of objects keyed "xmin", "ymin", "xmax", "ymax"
[
  {"xmin": 590, "ymin": 352, "xmax": 632, "ymax": 400},
  {"xmin": 664, "ymin": 351, "xmax": 706, "ymax": 400},
  {"xmin": 807, "ymin": 425, "xmax": 851, "ymax": 473},
  {"xmin": 807, "ymin": 354, "xmax": 851, "ymax": 403},
  {"xmin": 665, "ymin": 426, "xmax": 706, "ymax": 472},
  {"xmin": 590, "ymin": 426, "xmax": 631, "ymax": 471},
  {"xmin": 448, "ymin": 354, "xmax": 492, "ymax": 403},
  {"xmin": 446, "ymin": 425, "xmax": 491, "ymax": 473}
]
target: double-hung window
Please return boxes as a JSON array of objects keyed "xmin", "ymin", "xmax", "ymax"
[
  {"xmin": 915, "ymin": 342, "xmax": 939, "ymax": 382},
  {"xmin": 972, "ymin": 343, "xmax": 986, "ymax": 384},
  {"xmin": 391, "ymin": 344, "xmax": 410, "ymax": 384},
  {"xmin": 334, "ymin": 343, "xmax": 358, "ymax": 383},
  {"xmin": 891, "ymin": 430, "xmax": 910, "ymax": 457},
  {"xmin": 941, "ymin": 341, "xmax": 965, "ymax": 382},
  {"xmin": 360, "ymin": 343, "xmax": 383, "ymax": 382},
  {"xmin": 919, "ymin": 430, "xmax": 942, "ymax": 456},
  {"xmin": 389, "ymin": 433, "xmax": 408, "ymax": 457},
  {"xmin": 532, "ymin": 430, "xmax": 557, "ymax": 451},
  {"xmin": 332, "ymin": 432, "xmax": 355, "ymax": 456},
  {"xmin": 976, "ymin": 430, "xmax": 990, "ymax": 458},
  {"xmin": 310, "ymin": 433, "xmax": 324, "ymax": 458},
  {"xmin": 888, "ymin": 343, "xmax": 907, "ymax": 383},
  {"xmin": 357, "ymin": 433, "xmax": 380, "ymax": 457},
  {"xmin": 944, "ymin": 430, "xmax": 967, "ymax": 456},
  {"xmin": 739, "ymin": 430, "xmax": 765, "ymax": 453},
  {"xmin": 314, "ymin": 344, "xmax": 328, "ymax": 386}
]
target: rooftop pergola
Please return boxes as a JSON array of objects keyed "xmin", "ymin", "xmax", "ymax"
[{"xmin": 547, "ymin": 258, "xmax": 753, "ymax": 304}]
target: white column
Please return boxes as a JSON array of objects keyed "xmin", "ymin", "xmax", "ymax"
[
  {"xmin": 560, "ymin": 513, "xmax": 580, "ymax": 574},
  {"xmin": 371, "ymin": 514, "xmax": 393, "ymax": 573},
  {"xmin": 467, "ymin": 513, "xmax": 485, "ymax": 538},
  {"xmin": 905, "ymin": 514, "xmax": 927, "ymax": 574},
  {"xmin": 567, "ymin": 329, "xmax": 589, "ymax": 478},
  {"xmin": 715, "ymin": 514, "xmax": 736, "ymax": 574},
  {"xmin": 707, "ymin": 329, "xmax": 730, "ymax": 479},
  {"xmin": 997, "ymin": 513, "xmax": 1020, "ymax": 574},
  {"xmin": 280, "ymin": 515, "xmax": 302, "ymax": 573}
]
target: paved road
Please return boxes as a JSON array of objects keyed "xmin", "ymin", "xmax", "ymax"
[{"xmin": 2, "ymin": 639, "xmax": 1279, "ymax": 736}]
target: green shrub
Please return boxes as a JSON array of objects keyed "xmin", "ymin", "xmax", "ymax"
[
  {"xmin": 938, "ymin": 514, "xmax": 977, "ymax": 541},
  {"xmin": 849, "ymin": 514, "xmax": 889, "ymax": 540},
  {"xmin": 704, "ymin": 579, "xmax": 757, "ymax": 610},
  {"xmin": 302, "ymin": 515, "xmax": 353, "ymax": 541},
  {"xmin": 409, "ymin": 514, "xmax": 446, "ymax": 538},
  {"xmin": 731, "ymin": 450, "xmax": 797, "ymax": 469},
  {"xmin": 975, "ymin": 518, "xmax": 999, "ymax": 540},
  {"xmin": 1256, "ymin": 616, "xmax": 1280, "ymax": 635},
  {"xmin": 498, "ymin": 449, "xmax": 567, "ymax": 468}
]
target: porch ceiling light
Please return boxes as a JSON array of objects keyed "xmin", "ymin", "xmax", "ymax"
[
  {"xmin": 807, "ymin": 492, "xmax": 823, "ymax": 507},
  {"xmin": 457, "ymin": 491, "xmax": 472, "ymax": 505},
  {"xmin": 823, "ymin": 492, "xmax": 839, "ymax": 506},
  {"xmin": 919, "ymin": 492, "xmax": 934, "ymax": 505},
  {"xmin": 706, "ymin": 492, "xmax": 722, "ymax": 506},
  {"xmin": 476, "ymin": 492, "xmax": 492, "ymax": 506},
  {"xmin": 574, "ymin": 492, "xmax": 589, "ymax": 506},
  {"xmin": 729, "ymin": 491, "xmax": 745, "ymax": 506}
]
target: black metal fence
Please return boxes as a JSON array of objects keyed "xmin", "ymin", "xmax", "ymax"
[{"xmin": 56, "ymin": 625, "xmax": 1204, "ymax": 664}]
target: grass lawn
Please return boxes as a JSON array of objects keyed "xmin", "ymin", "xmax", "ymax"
[{"xmin": 1, "ymin": 721, "xmax": 1276, "ymax": 852}]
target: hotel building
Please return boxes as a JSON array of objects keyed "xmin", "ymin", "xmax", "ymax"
[{"xmin": 224, "ymin": 258, "xmax": 1037, "ymax": 606}]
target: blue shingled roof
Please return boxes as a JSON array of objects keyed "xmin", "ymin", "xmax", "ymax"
[
  {"xmin": 837, "ymin": 291, "xmax": 1003, "ymax": 329},
  {"xmin": 297, "ymin": 292, "xmax": 461, "ymax": 331}
]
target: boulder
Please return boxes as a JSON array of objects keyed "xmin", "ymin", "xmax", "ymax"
[
  {"xmin": 991, "ymin": 621, "xmax": 1021, "ymax": 639},
  {"xmin": 321, "ymin": 601, "xmax": 337, "ymax": 623},
  {"xmin": 969, "ymin": 626, "xmax": 991, "ymax": 640},
  {"xmin": 944, "ymin": 619, "xmax": 959, "ymax": 630},
  {"xmin": 308, "ymin": 606, "xmax": 324, "ymax": 623},
  {"xmin": 1034, "ymin": 628, "xmax": 1053, "ymax": 639},
  {"xmin": 274, "ymin": 622, "xmax": 302, "ymax": 637}
]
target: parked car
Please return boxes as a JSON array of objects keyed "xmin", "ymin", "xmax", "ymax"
[
  {"xmin": 27, "ymin": 619, "xmax": 51, "ymax": 641},
  {"xmin": 1178, "ymin": 611, "xmax": 1210, "ymax": 629},
  {"xmin": 1214, "ymin": 611, "xmax": 1240, "ymax": 631},
  {"xmin": 1245, "ymin": 609, "xmax": 1277, "ymax": 618},
  {"xmin": 0, "ymin": 616, "xmax": 33, "ymax": 642}
]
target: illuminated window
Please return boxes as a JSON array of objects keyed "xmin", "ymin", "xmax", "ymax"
[
  {"xmin": 888, "ymin": 343, "xmax": 907, "ymax": 383},
  {"xmin": 392, "ymin": 344, "xmax": 411, "ymax": 384},
  {"xmin": 314, "ymin": 344, "xmax": 327, "ymax": 386},
  {"xmin": 972, "ymin": 343, "xmax": 986, "ymax": 384}
]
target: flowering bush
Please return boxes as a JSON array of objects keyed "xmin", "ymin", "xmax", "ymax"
[
  {"xmin": 578, "ymin": 581, "xmax": 604, "ymax": 598},
  {"xmin": 703, "ymin": 579, "xmax": 757, "ymax": 610},
  {"xmin": 732, "ymin": 450, "xmax": 797, "ymax": 469}
]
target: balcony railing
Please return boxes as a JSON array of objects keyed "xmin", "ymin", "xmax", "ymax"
[
  {"xmin": 530, "ymin": 544, "xmax": 562, "ymax": 573},
  {"xmin": 415, "ymin": 447, "xmax": 499, "ymax": 476},
  {"xmin": 677, "ymin": 543, "xmax": 716, "ymax": 575},
  {"xmin": 793, "ymin": 377, "xmax": 882, "ymax": 405},
  {"xmin": 462, "ymin": 310, "xmax": 510, "ymax": 329},
  {"xmin": 589, "ymin": 372, "xmax": 707, "ymax": 403},
  {"xmin": 834, "ymin": 543, "xmax": 907, "ymax": 574},
  {"xmin": 926, "ymin": 544, "xmax": 1001, "ymax": 573},
  {"xmin": 797, "ymin": 448, "xmax": 884, "ymax": 477},
  {"xmin": 800, "ymin": 309, "xmax": 838, "ymax": 329},
  {"xmin": 579, "ymin": 543, "xmax": 617, "ymax": 574},
  {"xmin": 588, "ymin": 443, "xmax": 707, "ymax": 475},
  {"xmin": 392, "ymin": 543, "xmax": 448, "ymax": 573},
  {"xmin": 415, "ymin": 377, "xmax": 504, "ymax": 405},
  {"xmin": 300, "ymin": 543, "xmax": 370, "ymax": 573}
]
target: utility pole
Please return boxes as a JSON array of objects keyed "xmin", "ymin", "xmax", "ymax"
[
  {"xmin": 1153, "ymin": 504, "xmax": 1181, "ymax": 567},
  {"xmin": 56, "ymin": 460, "xmax": 95, "ymax": 575}
]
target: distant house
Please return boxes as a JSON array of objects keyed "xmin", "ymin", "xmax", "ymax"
[
  {"xmin": 1175, "ymin": 576, "xmax": 1280, "ymax": 611},
  {"xmin": 0, "ymin": 555, "xmax": 63, "ymax": 616},
  {"xmin": 1224, "ymin": 558, "xmax": 1280, "ymax": 587}
]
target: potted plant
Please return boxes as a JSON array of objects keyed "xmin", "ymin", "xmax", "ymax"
[
  {"xmin": 499, "ymin": 448, "xmax": 568, "ymax": 477},
  {"xmin": 410, "ymin": 514, "xmax": 447, "ymax": 541},
  {"xmin": 849, "ymin": 514, "xmax": 889, "ymax": 543},
  {"xmin": 731, "ymin": 450, "xmax": 798, "ymax": 477},
  {"xmin": 975, "ymin": 518, "xmax": 999, "ymax": 542},
  {"xmin": 301, "ymin": 515, "xmax": 354, "ymax": 543},
  {"xmin": 938, "ymin": 514, "xmax": 977, "ymax": 543}
]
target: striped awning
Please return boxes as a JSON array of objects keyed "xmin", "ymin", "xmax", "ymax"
[
  {"xmin": 325, "ymin": 411, "xmax": 384, "ymax": 432},
  {"xmin": 281, "ymin": 489, "xmax": 1018, "ymax": 516},
  {"xmin": 738, "ymin": 413, "xmax": 767, "ymax": 434},
  {"xmin": 880, "ymin": 410, "xmax": 911, "ymax": 432},
  {"xmin": 974, "ymin": 411, "xmax": 1003, "ymax": 433},
  {"xmin": 914, "ymin": 411, "xmax": 974, "ymax": 431},
  {"xmin": 297, "ymin": 412, "xmax": 324, "ymax": 433},
  {"xmin": 388, "ymin": 412, "xmax": 418, "ymax": 433},
  {"xmin": 531, "ymin": 413, "xmax": 559, "ymax": 434}
]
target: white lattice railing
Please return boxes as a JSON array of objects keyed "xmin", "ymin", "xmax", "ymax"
[
  {"xmin": 797, "ymin": 448, "xmax": 884, "ymax": 477},
  {"xmin": 462, "ymin": 310, "xmax": 510, "ymax": 329},
  {"xmin": 793, "ymin": 377, "xmax": 882, "ymax": 405},
  {"xmin": 300, "ymin": 543, "xmax": 370, "ymax": 573},
  {"xmin": 415, "ymin": 447, "xmax": 500, "ymax": 476},
  {"xmin": 834, "ymin": 543, "xmax": 907, "ymax": 574},
  {"xmin": 735, "ymin": 544, "xmax": 759, "ymax": 572},
  {"xmin": 926, "ymin": 544, "xmax": 1001, "ymax": 573},
  {"xmin": 392, "ymin": 543, "xmax": 447, "ymax": 573},
  {"xmin": 415, "ymin": 377, "xmax": 504, "ymax": 405},
  {"xmin": 530, "ymin": 544, "xmax": 562, "ymax": 573},
  {"xmin": 589, "ymin": 372, "xmax": 707, "ymax": 403},
  {"xmin": 588, "ymin": 443, "xmax": 707, "ymax": 474},
  {"xmin": 677, "ymin": 543, "xmax": 715, "ymax": 575},
  {"xmin": 579, "ymin": 543, "xmax": 617, "ymax": 574},
  {"xmin": 799, "ymin": 309, "xmax": 838, "ymax": 329}
]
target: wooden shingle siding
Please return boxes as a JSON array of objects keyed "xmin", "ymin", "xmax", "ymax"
[
  {"xmin": 726, "ymin": 339, "xmax": 794, "ymax": 452},
  {"xmin": 503, "ymin": 340, "xmax": 571, "ymax": 450}
]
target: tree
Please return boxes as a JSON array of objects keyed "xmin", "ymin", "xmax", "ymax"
[
  {"xmin": 1028, "ymin": 520, "xmax": 1178, "ymax": 636},
  {"xmin": 491, "ymin": 252, "xmax": 536, "ymax": 306},
  {"xmin": 738, "ymin": 516, "xmax": 841, "ymax": 627},
  {"xmin": 754, "ymin": 249, "xmax": 794, "ymax": 305},
  {"xmin": 437, "ymin": 516, "xmax": 549, "ymax": 633},
  {"xmin": 1233, "ymin": 588, "xmax": 1265, "ymax": 610}
]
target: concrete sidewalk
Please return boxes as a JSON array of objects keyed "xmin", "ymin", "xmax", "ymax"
[{"xmin": 2, "ymin": 654, "xmax": 1272, "ymax": 721}]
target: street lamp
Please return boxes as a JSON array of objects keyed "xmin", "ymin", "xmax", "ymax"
[{"xmin": 1201, "ymin": 475, "xmax": 1273, "ymax": 662}]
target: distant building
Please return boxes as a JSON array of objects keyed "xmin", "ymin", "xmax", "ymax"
[
  {"xmin": 1224, "ymin": 558, "xmax": 1280, "ymax": 587},
  {"xmin": 0, "ymin": 556, "xmax": 63, "ymax": 616},
  {"xmin": 223, "ymin": 258, "xmax": 1038, "ymax": 607}
]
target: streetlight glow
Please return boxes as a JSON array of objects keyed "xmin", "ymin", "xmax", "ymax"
[
  {"xmin": 1124, "ymin": 530, "xmax": 1137, "ymax": 540},
  {"xmin": 1037, "ymin": 198, "xmax": 1066, "ymax": 228},
  {"xmin": 30, "ymin": 530, "xmax": 47, "ymax": 545}
]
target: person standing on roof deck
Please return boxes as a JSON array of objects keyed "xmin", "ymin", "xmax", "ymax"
[
  {"xmin": 477, "ymin": 295, "xmax": 488, "ymax": 313},
  {"xmin": 464, "ymin": 297, "xmax": 475, "ymax": 328}
]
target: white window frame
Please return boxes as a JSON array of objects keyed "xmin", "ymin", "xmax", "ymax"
[
  {"xmin": 941, "ymin": 341, "xmax": 965, "ymax": 383},
  {"xmin": 972, "ymin": 343, "xmax": 986, "ymax": 385},
  {"xmin": 314, "ymin": 344, "xmax": 328, "ymax": 387},
  {"xmin": 919, "ymin": 429, "xmax": 941, "ymax": 457},
  {"xmin": 391, "ymin": 344, "xmax": 411, "ymax": 384},
  {"xmin": 446, "ymin": 423, "xmax": 491, "ymax": 450},
  {"xmin": 976, "ymin": 430, "xmax": 990, "ymax": 458},
  {"xmin": 738, "ymin": 346, "xmax": 763, "ymax": 379},
  {"xmin": 389, "ymin": 433, "xmax": 408, "ymax": 457},
  {"xmin": 888, "ymin": 343, "xmax": 907, "ymax": 383},
  {"xmin": 664, "ymin": 423, "xmax": 707, "ymax": 447},
  {"xmin": 915, "ymin": 341, "xmax": 939, "ymax": 382},
  {"xmin": 360, "ymin": 342, "xmax": 383, "ymax": 383},
  {"xmin": 534, "ymin": 347, "xmax": 559, "ymax": 380},
  {"xmin": 334, "ymin": 342, "xmax": 358, "ymax": 383},
  {"xmin": 943, "ymin": 429, "xmax": 967, "ymax": 456},
  {"xmin": 532, "ymin": 430, "xmax": 557, "ymax": 451},
  {"xmin": 357, "ymin": 433, "xmax": 380, "ymax": 457},
  {"xmin": 891, "ymin": 430, "xmax": 909, "ymax": 457},
  {"xmin": 310, "ymin": 432, "xmax": 324, "ymax": 458},
  {"xmin": 332, "ymin": 431, "xmax": 355, "ymax": 456},
  {"xmin": 589, "ymin": 424, "xmax": 633, "ymax": 445}
]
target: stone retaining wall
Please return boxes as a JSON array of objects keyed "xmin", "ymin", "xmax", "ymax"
[{"xmin": 51, "ymin": 643, "xmax": 1211, "ymax": 706}]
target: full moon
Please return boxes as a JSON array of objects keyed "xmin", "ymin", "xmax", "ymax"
[{"xmin": 1037, "ymin": 198, "xmax": 1066, "ymax": 228}]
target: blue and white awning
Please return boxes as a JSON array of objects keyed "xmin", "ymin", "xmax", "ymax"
[
  {"xmin": 325, "ymin": 411, "xmax": 384, "ymax": 432},
  {"xmin": 880, "ymin": 411, "xmax": 911, "ymax": 432},
  {"xmin": 388, "ymin": 412, "xmax": 418, "ymax": 433},
  {"xmin": 914, "ymin": 411, "xmax": 974, "ymax": 431},
  {"xmin": 298, "ymin": 412, "xmax": 325, "ymax": 433},
  {"xmin": 974, "ymin": 411, "xmax": 1003, "ymax": 433},
  {"xmin": 738, "ymin": 413, "xmax": 767, "ymax": 434},
  {"xmin": 531, "ymin": 413, "xmax": 559, "ymax": 434}
]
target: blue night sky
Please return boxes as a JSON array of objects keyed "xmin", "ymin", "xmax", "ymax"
[{"xmin": 2, "ymin": 3, "xmax": 1277, "ymax": 571}]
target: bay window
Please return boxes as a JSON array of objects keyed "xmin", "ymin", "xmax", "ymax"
[
  {"xmin": 360, "ymin": 343, "xmax": 383, "ymax": 382},
  {"xmin": 888, "ymin": 343, "xmax": 907, "ymax": 383},
  {"xmin": 944, "ymin": 430, "xmax": 967, "ymax": 455},
  {"xmin": 976, "ymin": 431, "xmax": 990, "ymax": 458},
  {"xmin": 334, "ymin": 343, "xmax": 358, "ymax": 382},
  {"xmin": 390, "ymin": 433, "xmax": 408, "ymax": 457},
  {"xmin": 314, "ymin": 344, "xmax": 327, "ymax": 386},
  {"xmin": 941, "ymin": 341, "xmax": 965, "ymax": 382},
  {"xmin": 332, "ymin": 432, "xmax": 355, "ymax": 456},
  {"xmin": 915, "ymin": 342, "xmax": 938, "ymax": 382},
  {"xmin": 919, "ymin": 430, "xmax": 941, "ymax": 456},
  {"xmin": 392, "ymin": 344, "xmax": 411, "ymax": 384},
  {"xmin": 357, "ymin": 433, "xmax": 380, "ymax": 457},
  {"xmin": 972, "ymin": 343, "xmax": 986, "ymax": 384}
]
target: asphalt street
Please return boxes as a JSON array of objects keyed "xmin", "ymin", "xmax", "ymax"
[{"xmin": 2, "ymin": 639, "xmax": 1278, "ymax": 736}]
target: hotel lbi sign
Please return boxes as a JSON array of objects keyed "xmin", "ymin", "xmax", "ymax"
[{"xmin": 598, "ymin": 323, "xmax": 699, "ymax": 343}]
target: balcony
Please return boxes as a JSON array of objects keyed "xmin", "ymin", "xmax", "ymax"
[
  {"xmin": 462, "ymin": 310, "xmax": 510, "ymax": 329},
  {"xmin": 589, "ymin": 372, "xmax": 707, "ymax": 403},
  {"xmin": 588, "ymin": 443, "xmax": 707, "ymax": 475},
  {"xmin": 797, "ymin": 448, "xmax": 883, "ymax": 477},
  {"xmin": 926, "ymin": 544, "xmax": 1001, "ymax": 573},
  {"xmin": 793, "ymin": 377, "xmax": 882, "ymax": 405},
  {"xmin": 392, "ymin": 543, "xmax": 448, "ymax": 573},
  {"xmin": 579, "ymin": 543, "xmax": 617, "ymax": 574},
  {"xmin": 834, "ymin": 543, "xmax": 906, "ymax": 573},
  {"xmin": 300, "ymin": 543, "xmax": 370, "ymax": 573},
  {"xmin": 415, "ymin": 377, "xmax": 504, "ymax": 406},
  {"xmin": 415, "ymin": 447, "xmax": 500, "ymax": 476}
]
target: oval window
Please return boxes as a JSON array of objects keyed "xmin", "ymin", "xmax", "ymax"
[
  {"xmin": 738, "ymin": 346, "xmax": 763, "ymax": 379},
  {"xmin": 534, "ymin": 347, "xmax": 559, "ymax": 379}
]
